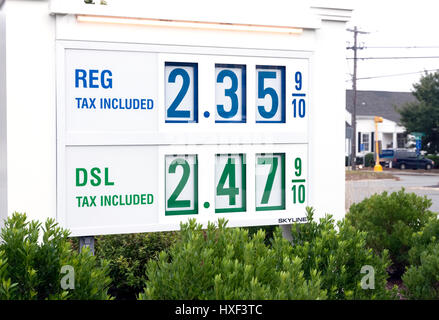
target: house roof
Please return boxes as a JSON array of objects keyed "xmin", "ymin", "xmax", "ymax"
[{"xmin": 346, "ymin": 90, "xmax": 417, "ymax": 123}]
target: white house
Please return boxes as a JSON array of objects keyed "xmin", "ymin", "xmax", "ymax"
[{"xmin": 345, "ymin": 90, "xmax": 417, "ymax": 158}]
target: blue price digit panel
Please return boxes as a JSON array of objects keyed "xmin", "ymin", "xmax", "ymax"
[
  {"xmin": 256, "ymin": 65, "xmax": 285, "ymax": 123},
  {"xmin": 292, "ymin": 71, "xmax": 306, "ymax": 118},
  {"xmin": 215, "ymin": 154, "xmax": 246, "ymax": 213},
  {"xmin": 255, "ymin": 153, "xmax": 285, "ymax": 211},
  {"xmin": 215, "ymin": 64, "xmax": 246, "ymax": 123},
  {"xmin": 164, "ymin": 62, "xmax": 198, "ymax": 123},
  {"xmin": 165, "ymin": 154, "xmax": 198, "ymax": 215}
]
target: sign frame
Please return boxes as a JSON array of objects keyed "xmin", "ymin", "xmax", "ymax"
[{"xmin": 56, "ymin": 40, "xmax": 312, "ymax": 236}]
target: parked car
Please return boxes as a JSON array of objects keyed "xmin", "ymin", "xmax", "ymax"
[
  {"xmin": 391, "ymin": 149, "xmax": 434, "ymax": 170},
  {"xmin": 379, "ymin": 149, "xmax": 395, "ymax": 168}
]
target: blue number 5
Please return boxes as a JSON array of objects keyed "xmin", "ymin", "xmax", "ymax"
[
  {"xmin": 216, "ymin": 69, "xmax": 239, "ymax": 119},
  {"xmin": 257, "ymin": 71, "xmax": 278, "ymax": 119},
  {"xmin": 167, "ymin": 68, "xmax": 190, "ymax": 119}
]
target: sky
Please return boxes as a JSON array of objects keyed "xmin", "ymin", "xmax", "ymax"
[{"xmin": 345, "ymin": 0, "xmax": 439, "ymax": 92}]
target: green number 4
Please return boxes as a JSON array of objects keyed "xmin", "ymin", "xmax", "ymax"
[{"xmin": 216, "ymin": 158, "xmax": 239, "ymax": 205}]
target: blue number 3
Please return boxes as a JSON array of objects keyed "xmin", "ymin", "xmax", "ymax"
[{"xmin": 216, "ymin": 69, "xmax": 239, "ymax": 119}]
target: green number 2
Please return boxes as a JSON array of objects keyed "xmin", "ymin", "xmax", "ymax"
[
  {"xmin": 167, "ymin": 158, "xmax": 190, "ymax": 208},
  {"xmin": 258, "ymin": 157, "xmax": 278, "ymax": 204},
  {"xmin": 217, "ymin": 158, "xmax": 240, "ymax": 205}
]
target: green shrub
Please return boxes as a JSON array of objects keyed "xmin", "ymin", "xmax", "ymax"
[
  {"xmin": 288, "ymin": 208, "xmax": 394, "ymax": 300},
  {"xmin": 0, "ymin": 212, "xmax": 112, "ymax": 300},
  {"xmin": 95, "ymin": 231, "xmax": 178, "ymax": 300},
  {"xmin": 364, "ymin": 153, "xmax": 375, "ymax": 167},
  {"xmin": 139, "ymin": 219, "xmax": 326, "ymax": 300},
  {"xmin": 403, "ymin": 243, "xmax": 439, "ymax": 299},
  {"xmin": 346, "ymin": 189, "xmax": 434, "ymax": 276},
  {"xmin": 345, "ymin": 156, "xmax": 361, "ymax": 166},
  {"xmin": 245, "ymin": 225, "xmax": 277, "ymax": 246},
  {"xmin": 407, "ymin": 217, "xmax": 439, "ymax": 266},
  {"xmin": 402, "ymin": 218, "xmax": 439, "ymax": 299},
  {"xmin": 356, "ymin": 156, "xmax": 364, "ymax": 165},
  {"xmin": 0, "ymin": 250, "xmax": 17, "ymax": 299}
]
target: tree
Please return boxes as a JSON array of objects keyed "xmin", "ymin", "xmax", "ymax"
[{"xmin": 397, "ymin": 72, "xmax": 439, "ymax": 154}]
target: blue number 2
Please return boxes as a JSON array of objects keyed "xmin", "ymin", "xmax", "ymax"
[
  {"xmin": 217, "ymin": 69, "xmax": 239, "ymax": 119},
  {"xmin": 167, "ymin": 68, "xmax": 190, "ymax": 119},
  {"xmin": 257, "ymin": 71, "xmax": 278, "ymax": 119}
]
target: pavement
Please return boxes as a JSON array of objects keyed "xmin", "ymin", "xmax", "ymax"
[{"xmin": 346, "ymin": 170, "xmax": 439, "ymax": 212}]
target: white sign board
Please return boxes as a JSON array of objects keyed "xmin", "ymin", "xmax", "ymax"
[
  {"xmin": 57, "ymin": 42, "xmax": 309, "ymax": 236},
  {"xmin": 0, "ymin": 13, "xmax": 6, "ymax": 226}
]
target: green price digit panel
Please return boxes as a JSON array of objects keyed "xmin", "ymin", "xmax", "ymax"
[
  {"xmin": 215, "ymin": 154, "xmax": 246, "ymax": 213},
  {"xmin": 165, "ymin": 154, "xmax": 198, "ymax": 215},
  {"xmin": 291, "ymin": 157, "xmax": 306, "ymax": 204},
  {"xmin": 255, "ymin": 153, "xmax": 285, "ymax": 211}
]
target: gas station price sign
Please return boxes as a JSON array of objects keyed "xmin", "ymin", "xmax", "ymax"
[{"xmin": 56, "ymin": 43, "xmax": 309, "ymax": 236}]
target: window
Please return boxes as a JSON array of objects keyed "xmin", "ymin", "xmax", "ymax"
[
  {"xmin": 397, "ymin": 133, "xmax": 406, "ymax": 149},
  {"xmin": 362, "ymin": 133, "xmax": 369, "ymax": 151}
]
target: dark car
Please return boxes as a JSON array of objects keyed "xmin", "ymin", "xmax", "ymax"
[{"xmin": 391, "ymin": 150, "xmax": 434, "ymax": 170}]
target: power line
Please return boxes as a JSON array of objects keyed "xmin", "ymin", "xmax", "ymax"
[
  {"xmin": 363, "ymin": 45, "xmax": 439, "ymax": 49},
  {"xmin": 345, "ymin": 68, "xmax": 439, "ymax": 81},
  {"xmin": 347, "ymin": 56, "xmax": 439, "ymax": 60}
]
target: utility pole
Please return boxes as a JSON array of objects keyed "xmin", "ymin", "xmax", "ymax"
[{"xmin": 347, "ymin": 27, "xmax": 368, "ymax": 170}]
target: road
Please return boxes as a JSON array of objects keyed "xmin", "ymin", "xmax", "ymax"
[{"xmin": 346, "ymin": 171, "xmax": 439, "ymax": 213}]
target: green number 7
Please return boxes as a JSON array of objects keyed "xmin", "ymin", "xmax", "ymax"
[{"xmin": 258, "ymin": 157, "xmax": 278, "ymax": 204}]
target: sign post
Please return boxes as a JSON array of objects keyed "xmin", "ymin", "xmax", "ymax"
[
  {"xmin": 79, "ymin": 236, "xmax": 95, "ymax": 255},
  {"xmin": 0, "ymin": 11, "xmax": 6, "ymax": 228},
  {"xmin": 374, "ymin": 116, "xmax": 383, "ymax": 172},
  {"xmin": 411, "ymin": 132, "xmax": 425, "ymax": 156}
]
